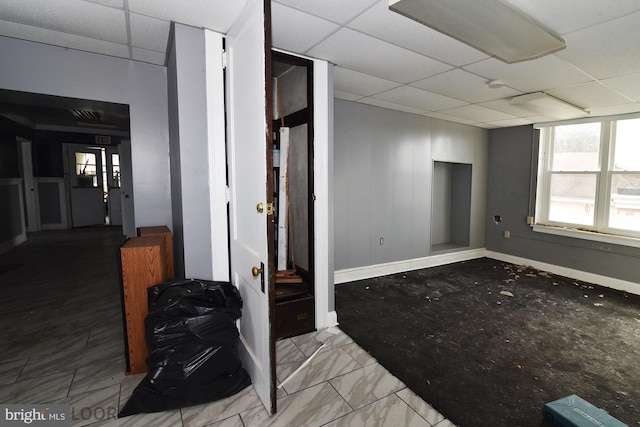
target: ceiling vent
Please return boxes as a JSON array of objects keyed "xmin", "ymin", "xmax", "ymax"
[{"xmin": 68, "ymin": 109, "xmax": 102, "ymax": 123}]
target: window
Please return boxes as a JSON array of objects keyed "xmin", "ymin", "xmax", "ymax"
[
  {"xmin": 111, "ymin": 153, "xmax": 121, "ymax": 188},
  {"xmin": 536, "ymin": 118, "xmax": 640, "ymax": 240},
  {"xmin": 75, "ymin": 152, "xmax": 98, "ymax": 187}
]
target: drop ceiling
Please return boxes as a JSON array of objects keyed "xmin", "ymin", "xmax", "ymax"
[{"xmin": 2, "ymin": 0, "xmax": 640, "ymax": 129}]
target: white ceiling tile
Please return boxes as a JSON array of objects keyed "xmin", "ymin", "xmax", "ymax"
[
  {"xmin": 348, "ymin": 0, "xmax": 488, "ymax": 66},
  {"xmin": 334, "ymin": 90, "xmax": 363, "ymax": 101},
  {"xmin": 424, "ymin": 112, "xmax": 476, "ymax": 126},
  {"xmin": 486, "ymin": 118, "xmax": 533, "ymax": 127},
  {"xmin": 437, "ymin": 105, "xmax": 516, "ymax": 123},
  {"xmin": 464, "ymin": 54, "xmax": 592, "ymax": 93},
  {"xmin": 131, "ymin": 46, "xmax": 165, "ymax": 65},
  {"xmin": 556, "ymin": 13, "xmax": 640, "ymax": 80},
  {"xmin": 473, "ymin": 122, "xmax": 500, "ymax": 129},
  {"xmin": 357, "ymin": 98, "xmax": 428, "ymax": 115},
  {"xmin": 412, "ymin": 69, "xmax": 522, "ymax": 103},
  {"xmin": 603, "ymin": 74, "xmax": 640, "ymax": 102},
  {"xmin": 547, "ymin": 82, "xmax": 633, "ymax": 110},
  {"xmin": 84, "ymin": 0, "xmax": 124, "ymax": 9},
  {"xmin": 129, "ymin": 13, "xmax": 170, "ymax": 53},
  {"xmin": 271, "ymin": 3, "xmax": 339, "ymax": 53},
  {"xmin": 478, "ymin": 98, "xmax": 538, "ymax": 118},
  {"xmin": 585, "ymin": 103, "xmax": 640, "ymax": 118},
  {"xmin": 373, "ymin": 86, "xmax": 467, "ymax": 111},
  {"xmin": 307, "ymin": 28, "xmax": 452, "ymax": 83},
  {"xmin": 273, "ymin": 0, "xmax": 379, "ymax": 25},
  {"xmin": 1, "ymin": 0, "xmax": 128, "ymax": 44},
  {"xmin": 334, "ymin": 67, "xmax": 401, "ymax": 96},
  {"xmin": 0, "ymin": 19, "xmax": 129, "ymax": 59},
  {"xmin": 525, "ymin": 114, "xmax": 568, "ymax": 124},
  {"xmin": 129, "ymin": 0, "xmax": 245, "ymax": 34},
  {"xmin": 505, "ymin": 0, "xmax": 640, "ymax": 35}
]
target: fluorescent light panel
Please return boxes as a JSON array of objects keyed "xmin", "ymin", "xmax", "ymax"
[
  {"xmin": 389, "ymin": 0, "xmax": 566, "ymax": 63},
  {"xmin": 510, "ymin": 92, "xmax": 589, "ymax": 120}
]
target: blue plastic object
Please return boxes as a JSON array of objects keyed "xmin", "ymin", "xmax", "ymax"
[{"xmin": 542, "ymin": 394, "xmax": 627, "ymax": 427}]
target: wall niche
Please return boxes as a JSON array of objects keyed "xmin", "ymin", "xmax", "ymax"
[{"xmin": 431, "ymin": 161, "xmax": 472, "ymax": 253}]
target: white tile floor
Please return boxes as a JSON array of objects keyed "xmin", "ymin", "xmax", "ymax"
[{"xmin": 0, "ymin": 228, "xmax": 456, "ymax": 426}]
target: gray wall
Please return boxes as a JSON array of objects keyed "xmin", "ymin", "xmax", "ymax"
[
  {"xmin": 167, "ymin": 24, "xmax": 228, "ymax": 281},
  {"xmin": 486, "ymin": 125, "xmax": 640, "ymax": 283},
  {"xmin": 334, "ymin": 100, "xmax": 488, "ymax": 271},
  {"xmin": 0, "ymin": 180, "xmax": 24, "ymax": 242},
  {"xmin": 0, "ymin": 36, "xmax": 171, "ymax": 234}
]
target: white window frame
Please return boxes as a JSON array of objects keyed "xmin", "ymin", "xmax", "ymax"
[{"xmin": 534, "ymin": 116, "xmax": 640, "ymax": 247}]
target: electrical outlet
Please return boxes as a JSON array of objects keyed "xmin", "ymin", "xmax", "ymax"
[
  {"xmin": 379, "ymin": 237, "xmax": 384, "ymax": 245},
  {"xmin": 504, "ymin": 230, "xmax": 511, "ymax": 238}
]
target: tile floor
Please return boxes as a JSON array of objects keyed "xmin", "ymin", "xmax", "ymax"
[{"xmin": 0, "ymin": 227, "xmax": 455, "ymax": 426}]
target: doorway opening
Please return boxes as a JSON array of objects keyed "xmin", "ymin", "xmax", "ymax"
[
  {"xmin": 0, "ymin": 89, "xmax": 131, "ymax": 232},
  {"xmin": 271, "ymin": 51, "xmax": 315, "ymax": 340}
]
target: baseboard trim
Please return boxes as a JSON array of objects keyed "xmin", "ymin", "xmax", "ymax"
[
  {"xmin": 334, "ymin": 248, "xmax": 486, "ymax": 284},
  {"xmin": 326, "ymin": 311, "xmax": 338, "ymax": 328},
  {"xmin": 486, "ymin": 250, "xmax": 640, "ymax": 296},
  {"xmin": 0, "ymin": 234, "xmax": 27, "ymax": 256}
]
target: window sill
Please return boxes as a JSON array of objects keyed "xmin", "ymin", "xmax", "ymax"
[{"xmin": 532, "ymin": 224, "xmax": 640, "ymax": 249}]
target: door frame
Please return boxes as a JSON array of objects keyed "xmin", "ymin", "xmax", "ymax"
[
  {"xmin": 105, "ymin": 145, "xmax": 123, "ymax": 226},
  {"xmin": 17, "ymin": 138, "xmax": 38, "ymax": 232}
]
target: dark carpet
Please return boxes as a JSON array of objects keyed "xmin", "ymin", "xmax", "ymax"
[
  {"xmin": 0, "ymin": 263, "xmax": 22, "ymax": 274},
  {"xmin": 335, "ymin": 257, "xmax": 640, "ymax": 427}
]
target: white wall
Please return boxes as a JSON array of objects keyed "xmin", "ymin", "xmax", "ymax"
[{"xmin": 0, "ymin": 36, "xmax": 171, "ymax": 234}]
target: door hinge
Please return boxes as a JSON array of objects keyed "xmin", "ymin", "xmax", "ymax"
[
  {"xmin": 222, "ymin": 49, "xmax": 228, "ymax": 69},
  {"xmin": 225, "ymin": 185, "xmax": 230, "ymax": 203}
]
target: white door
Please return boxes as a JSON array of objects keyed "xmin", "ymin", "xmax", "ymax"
[
  {"xmin": 226, "ymin": 0, "xmax": 275, "ymax": 415},
  {"xmin": 64, "ymin": 144, "xmax": 105, "ymax": 227},
  {"xmin": 105, "ymin": 146, "xmax": 122, "ymax": 226}
]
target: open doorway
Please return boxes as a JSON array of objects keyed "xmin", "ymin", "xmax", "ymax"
[
  {"xmin": 62, "ymin": 143, "xmax": 126, "ymax": 228},
  {"xmin": 271, "ymin": 51, "xmax": 316, "ymax": 340},
  {"xmin": 0, "ymin": 89, "xmax": 132, "ymax": 232}
]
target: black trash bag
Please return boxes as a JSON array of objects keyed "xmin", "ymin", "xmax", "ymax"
[
  {"xmin": 118, "ymin": 279, "xmax": 251, "ymax": 418},
  {"xmin": 118, "ymin": 344, "xmax": 251, "ymax": 416},
  {"xmin": 147, "ymin": 279, "xmax": 243, "ymax": 321},
  {"xmin": 145, "ymin": 311, "xmax": 239, "ymax": 350}
]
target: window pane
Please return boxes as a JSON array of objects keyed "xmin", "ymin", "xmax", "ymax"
[
  {"xmin": 75, "ymin": 152, "xmax": 97, "ymax": 187},
  {"xmin": 111, "ymin": 153, "xmax": 121, "ymax": 188},
  {"xmin": 610, "ymin": 173, "xmax": 640, "ymax": 232},
  {"xmin": 548, "ymin": 173, "xmax": 596, "ymax": 225},
  {"xmin": 552, "ymin": 123, "xmax": 601, "ymax": 171},
  {"xmin": 613, "ymin": 119, "xmax": 640, "ymax": 171}
]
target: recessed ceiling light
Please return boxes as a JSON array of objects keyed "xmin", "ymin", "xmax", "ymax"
[
  {"xmin": 389, "ymin": 0, "xmax": 566, "ymax": 63},
  {"xmin": 510, "ymin": 92, "xmax": 589, "ymax": 120}
]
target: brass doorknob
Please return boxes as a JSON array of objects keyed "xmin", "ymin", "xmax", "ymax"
[
  {"xmin": 251, "ymin": 266, "xmax": 262, "ymax": 277},
  {"xmin": 256, "ymin": 202, "xmax": 264, "ymax": 213}
]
